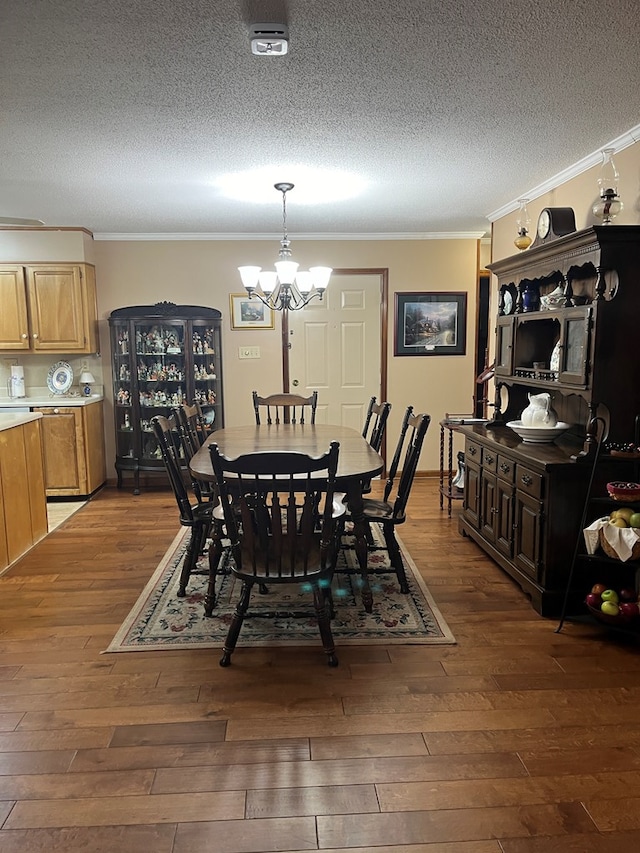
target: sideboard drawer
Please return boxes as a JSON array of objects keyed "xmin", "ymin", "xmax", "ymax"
[
  {"xmin": 497, "ymin": 454, "xmax": 515, "ymax": 483},
  {"xmin": 466, "ymin": 440, "xmax": 482, "ymax": 463},
  {"xmin": 482, "ymin": 447, "xmax": 498, "ymax": 472},
  {"xmin": 515, "ymin": 464, "xmax": 543, "ymax": 499}
]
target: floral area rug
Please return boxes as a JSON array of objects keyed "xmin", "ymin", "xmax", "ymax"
[{"xmin": 105, "ymin": 525, "xmax": 455, "ymax": 652}]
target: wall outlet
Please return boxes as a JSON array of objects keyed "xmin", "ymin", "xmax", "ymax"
[{"xmin": 238, "ymin": 346, "xmax": 261, "ymax": 359}]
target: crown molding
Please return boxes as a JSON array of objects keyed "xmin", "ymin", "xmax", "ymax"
[
  {"xmin": 93, "ymin": 230, "xmax": 487, "ymax": 242},
  {"xmin": 486, "ymin": 123, "xmax": 640, "ymax": 223}
]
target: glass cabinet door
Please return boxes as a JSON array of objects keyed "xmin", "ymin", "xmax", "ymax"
[
  {"xmin": 111, "ymin": 321, "xmax": 136, "ymax": 464},
  {"xmin": 495, "ymin": 317, "xmax": 514, "ymax": 376},
  {"xmin": 135, "ymin": 320, "xmax": 187, "ymax": 463},
  {"xmin": 558, "ymin": 308, "xmax": 592, "ymax": 386},
  {"xmin": 192, "ymin": 320, "xmax": 224, "ymax": 432}
]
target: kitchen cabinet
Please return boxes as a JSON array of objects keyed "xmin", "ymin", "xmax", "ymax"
[
  {"xmin": 108, "ymin": 303, "xmax": 224, "ymax": 493},
  {"xmin": 32, "ymin": 401, "xmax": 106, "ymax": 497},
  {"xmin": 0, "ymin": 263, "xmax": 99, "ymax": 353},
  {"xmin": 0, "ymin": 416, "xmax": 48, "ymax": 571},
  {"xmin": 459, "ymin": 225, "xmax": 640, "ymax": 616}
]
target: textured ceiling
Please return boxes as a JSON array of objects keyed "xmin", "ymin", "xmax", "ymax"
[{"xmin": 1, "ymin": 0, "xmax": 639, "ymax": 237}]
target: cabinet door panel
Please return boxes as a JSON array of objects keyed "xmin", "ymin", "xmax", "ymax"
[
  {"xmin": 496, "ymin": 481, "xmax": 514, "ymax": 557},
  {"xmin": 35, "ymin": 408, "xmax": 85, "ymax": 494},
  {"xmin": 558, "ymin": 309, "xmax": 591, "ymax": 385},
  {"xmin": 514, "ymin": 492, "xmax": 543, "ymax": 580},
  {"xmin": 0, "ymin": 267, "xmax": 30, "ymax": 350},
  {"xmin": 463, "ymin": 461, "xmax": 480, "ymax": 529},
  {"xmin": 0, "ymin": 426, "xmax": 33, "ymax": 563},
  {"xmin": 480, "ymin": 471, "xmax": 497, "ymax": 542},
  {"xmin": 23, "ymin": 420, "xmax": 48, "ymax": 541},
  {"xmin": 26, "ymin": 266, "xmax": 87, "ymax": 351},
  {"xmin": 495, "ymin": 318, "xmax": 513, "ymax": 376}
]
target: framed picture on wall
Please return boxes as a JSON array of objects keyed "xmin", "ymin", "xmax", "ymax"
[
  {"xmin": 229, "ymin": 294, "xmax": 275, "ymax": 330},
  {"xmin": 394, "ymin": 292, "xmax": 467, "ymax": 356}
]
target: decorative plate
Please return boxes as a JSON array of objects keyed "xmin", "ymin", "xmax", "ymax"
[
  {"xmin": 203, "ymin": 408, "xmax": 216, "ymax": 426},
  {"xmin": 47, "ymin": 361, "xmax": 74, "ymax": 395}
]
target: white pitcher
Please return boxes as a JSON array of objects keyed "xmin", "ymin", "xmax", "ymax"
[{"xmin": 520, "ymin": 392, "xmax": 558, "ymax": 428}]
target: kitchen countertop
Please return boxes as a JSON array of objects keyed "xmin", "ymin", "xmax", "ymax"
[
  {"xmin": 0, "ymin": 412, "xmax": 43, "ymax": 432},
  {"xmin": 0, "ymin": 394, "xmax": 104, "ymax": 408}
]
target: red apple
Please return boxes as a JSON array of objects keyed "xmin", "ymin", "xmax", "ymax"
[
  {"xmin": 619, "ymin": 588, "xmax": 637, "ymax": 602},
  {"xmin": 620, "ymin": 602, "xmax": 640, "ymax": 620},
  {"xmin": 592, "ymin": 583, "xmax": 607, "ymax": 595},
  {"xmin": 586, "ymin": 592, "xmax": 602, "ymax": 608}
]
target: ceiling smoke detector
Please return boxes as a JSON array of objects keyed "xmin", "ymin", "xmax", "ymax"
[{"xmin": 250, "ymin": 23, "xmax": 289, "ymax": 56}]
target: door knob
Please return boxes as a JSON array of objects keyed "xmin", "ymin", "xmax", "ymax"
[{"xmin": 292, "ymin": 379, "xmax": 299, "ymax": 387}]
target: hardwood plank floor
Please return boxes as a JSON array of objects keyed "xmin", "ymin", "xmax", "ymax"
[{"xmin": 1, "ymin": 480, "xmax": 640, "ymax": 852}]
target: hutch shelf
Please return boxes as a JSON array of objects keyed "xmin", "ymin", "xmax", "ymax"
[
  {"xmin": 458, "ymin": 225, "xmax": 640, "ymax": 616},
  {"xmin": 108, "ymin": 303, "xmax": 224, "ymax": 493}
]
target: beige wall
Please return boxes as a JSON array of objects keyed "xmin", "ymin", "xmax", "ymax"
[{"xmin": 93, "ymin": 237, "xmax": 481, "ymax": 476}]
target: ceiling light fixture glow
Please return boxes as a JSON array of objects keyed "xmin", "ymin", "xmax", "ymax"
[{"xmin": 216, "ymin": 167, "xmax": 367, "ymax": 205}]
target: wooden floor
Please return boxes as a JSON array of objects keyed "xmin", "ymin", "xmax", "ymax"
[{"xmin": 1, "ymin": 480, "xmax": 640, "ymax": 852}]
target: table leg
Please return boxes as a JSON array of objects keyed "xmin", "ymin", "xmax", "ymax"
[{"xmin": 346, "ymin": 480, "xmax": 373, "ymax": 613}]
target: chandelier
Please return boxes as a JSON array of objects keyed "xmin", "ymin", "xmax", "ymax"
[{"xmin": 238, "ymin": 182, "xmax": 332, "ymax": 311}]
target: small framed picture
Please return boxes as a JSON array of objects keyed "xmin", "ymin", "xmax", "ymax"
[
  {"xmin": 394, "ymin": 292, "xmax": 467, "ymax": 356},
  {"xmin": 229, "ymin": 294, "xmax": 275, "ymax": 330}
]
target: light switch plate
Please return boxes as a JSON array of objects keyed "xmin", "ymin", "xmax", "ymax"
[{"xmin": 239, "ymin": 346, "xmax": 260, "ymax": 359}]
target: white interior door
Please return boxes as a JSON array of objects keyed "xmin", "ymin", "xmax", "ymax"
[{"xmin": 288, "ymin": 272, "xmax": 383, "ymax": 429}]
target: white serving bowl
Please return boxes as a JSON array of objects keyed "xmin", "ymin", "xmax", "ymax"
[{"xmin": 506, "ymin": 420, "xmax": 572, "ymax": 444}]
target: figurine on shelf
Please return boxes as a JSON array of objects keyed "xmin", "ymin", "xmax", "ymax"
[
  {"xmin": 166, "ymin": 331, "xmax": 181, "ymax": 354},
  {"xmin": 123, "ymin": 413, "xmax": 131, "ymax": 430},
  {"xmin": 204, "ymin": 328, "xmax": 216, "ymax": 353}
]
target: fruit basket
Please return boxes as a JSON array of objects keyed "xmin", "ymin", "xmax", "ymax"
[
  {"xmin": 586, "ymin": 601, "xmax": 625, "ymax": 625},
  {"xmin": 606, "ymin": 481, "xmax": 640, "ymax": 502},
  {"xmin": 598, "ymin": 527, "xmax": 640, "ymax": 561}
]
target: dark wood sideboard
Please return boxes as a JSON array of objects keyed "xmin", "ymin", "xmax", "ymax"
[{"xmin": 458, "ymin": 225, "xmax": 640, "ymax": 616}]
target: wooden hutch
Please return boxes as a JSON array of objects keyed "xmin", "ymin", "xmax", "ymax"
[{"xmin": 458, "ymin": 225, "xmax": 640, "ymax": 616}]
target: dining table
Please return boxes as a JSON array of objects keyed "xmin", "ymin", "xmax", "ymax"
[{"xmin": 189, "ymin": 423, "xmax": 384, "ymax": 612}]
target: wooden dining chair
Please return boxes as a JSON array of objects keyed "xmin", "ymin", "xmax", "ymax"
[
  {"xmin": 175, "ymin": 403, "xmax": 217, "ymax": 502},
  {"xmin": 252, "ymin": 391, "xmax": 318, "ymax": 425},
  {"xmin": 209, "ymin": 441, "xmax": 343, "ymax": 667},
  {"xmin": 361, "ymin": 396, "xmax": 391, "ymax": 494},
  {"xmin": 338, "ymin": 406, "xmax": 431, "ymax": 594},
  {"xmin": 151, "ymin": 414, "xmax": 223, "ymax": 605},
  {"xmin": 362, "ymin": 396, "xmax": 391, "ymax": 452}
]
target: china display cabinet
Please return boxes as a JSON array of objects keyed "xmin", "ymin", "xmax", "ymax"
[
  {"xmin": 458, "ymin": 225, "xmax": 640, "ymax": 615},
  {"xmin": 108, "ymin": 303, "xmax": 224, "ymax": 493}
]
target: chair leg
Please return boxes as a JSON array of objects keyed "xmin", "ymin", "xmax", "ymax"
[
  {"xmin": 312, "ymin": 585, "xmax": 338, "ymax": 667},
  {"xmin": 383, "ymin": 523, "xmax": 409, "ymax": 593},
  {"xmin": 204, "ymin": 520, "xmax": 224, "ymax": 616},
  {"xmin": 177, "ymin": 524, "xmax": 200, "ymax": 597},
  {"xmin": 220, "ymin": 580, "xmax": 253, "ymax": 667}
]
